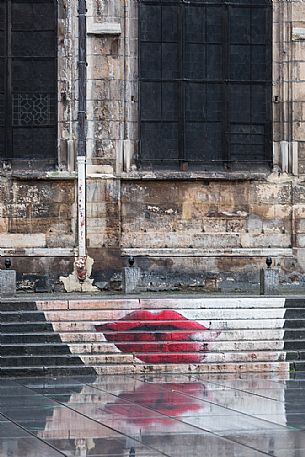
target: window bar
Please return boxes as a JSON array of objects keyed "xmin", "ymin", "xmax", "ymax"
[
  {"xmin": 160, "ymin": 4, "xmax": 163, "ymax": 166},
  {"xmin": 178, "ymin": 2, "xmax": 187, "ymax": 171},
  {"xmin": 204, "ymin": 5, "xmax": 207, "ymax": 165},
  {"xmin": 249, "ymin": 4, "xmax": 252, "ymax": 164},
  {"xmin": 223, "ymin": 3, "xmax": 230, "ymax": 169},
  {"xmin": 5, "ymin": 0, "xmax": 12, "ymax": 158},
  {"xmin": 265, "ymin": 3, "xmax": 273, "ymax": 165},
  {"xmin": 2, "ymin": 1, "xmax": 7, "ymax": 158},
  {"xmin": 137, "ymin": 3, "xmax": 142, "ymax": 169}
]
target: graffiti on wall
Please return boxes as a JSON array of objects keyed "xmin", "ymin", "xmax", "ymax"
[{"xmin": 95, "ymin": 310, "xmax": 220, "ymax": 363}]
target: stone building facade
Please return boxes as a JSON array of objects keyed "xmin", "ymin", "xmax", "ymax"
[{"xmin": 1, "ymin": 0, "xmax": 305, "ymax": 293}]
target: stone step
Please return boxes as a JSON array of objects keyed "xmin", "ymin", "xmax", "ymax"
[
  {"xmin": 1, "ymin": 350, "xmax": 287, "ymax": 367},
  {"xmin": 2, "ymin": 322, "xmax": 58, "ymax": 333},
  {"xmin": 0, "ymin": 297, "xmax": 292, "ymax": 312},
  {"xmin": 285, "ymin": 299, "xmax": 305, "ymax": 308},
  {"xmin": 1, "ymin": 328, "xmax": 287, "ymax": 344},
  {"xmin": 285, "ymin": 309, "xmax": 305, "ymax": 318},
  {"xmin": 284, "ymin": 320, "xmax": 305, "ymax": 329},
  {"xmin": 287, "ymin": 351, "xmax": 305, "ymax": 361},
  {"xmin": 1, "ymin": 297, "xmax": 303, "ymax": 312},
  {"xmin": 41, "ymin": 298, "xmax": 289, "ymax": 310},
  {"xmin": 60, "ymin": 329, "xmax": 288, "ymax": 342},
  {"xmin": 1, "ymin": 331, "xmax": 65, "ymax": 345},
  {"xmin": 2, "ymin": 318, "xmax": 296, "ymax": 333},
  {"xmin": 289, "ymin": 361, "xmax": 305, "ymax": 372},
  {"xmin": 2, "ymin": 333, "xmax": 63, "ymax": 344},
  {"xmin": 1, "ymin": 319, "xmax": 288, "ymax": 333},
  {"xmin": 1, "ymin": 308, "xmax": 288, "ymax": 322},
  {"xmin": 283, "ymin": 340, "xmax": 305, "ymax": 350},
  {"xmin": 1, "ymin": 340, "xmax": 286, "ymax": 356},
  {"xmin": 0, "ymin": 365, "xmax": 97, "ymax": 377},
  {"xmin": 1, "ymin": 353, "xmax": 134, "ymax": 367},
  {"xmin": 2, "ymin": 344, "xmax": 83, "ymax": 356},
  {"xmin": 284, "ymin": 329, "xmax": 305, "ymax": 339},
  {"xmin": 2, "ymin": 312, "xmax": 53, "ymax": 322},
  {"xmin": 0, "ymin": 361, "xmax": 290, "ymax": 377},
  {"xmin": 47, "ymin": 319, "xmax": 290, "ymax": 331},
  {"xmin": 0, "ymin": 301, "xmax": 38, "ymax": 311}
]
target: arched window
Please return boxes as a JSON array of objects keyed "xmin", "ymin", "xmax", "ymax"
[
  {"xmin": 139, "ymin": 0, "xmax": 272, "ymax": 171},
  {"xmin": 0, "ymin": 0, "xmax": 57, "ymax": 167}
]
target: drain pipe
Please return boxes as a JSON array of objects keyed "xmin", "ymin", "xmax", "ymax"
[
  {"xmin": 77, "ymin": 157, "xmax": 86, "ymax": 256},
  {"xmin": 76, "ymin": 0, "xmax": 87, "ymax": 281}
]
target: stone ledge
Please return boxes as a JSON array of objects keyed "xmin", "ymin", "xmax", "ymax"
[
  {"xmin": 0, "ymin": 248, "xmax": 76, "ymax": 257},
  {"xmin": 121, "ymin": 248, "xmax": 294, "ymax": 257},
  {"xmin": 120, "ymin": 170, "xmax": 271, "ymax": 181},
  {"xmin": 1, "ymin": 171, "xmax": 77, "ymax": 180}
]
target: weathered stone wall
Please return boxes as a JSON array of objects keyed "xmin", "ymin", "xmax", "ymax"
[
  {"xmin": 0, "ymin": 177, "xmax": 76, "ymax": 290},
  {"xmin": 86, "ymin": 177, "xmax": 122, "ymax": 284},
  {"xmin": 119, "ymin": 179, "xmax": 294, "ymax": 292},
  {"xmin": 121, "ymin": 180, "xmax": 291, "ymax": 249},
  {"xmin": 81, "ymin": 0, "xmax": 305, "ymax": 293},
  {"xmin": 0, "ymin": 0, "xmax": 79, "ymax": 290},
  {"xmin": 4, "ymin": 0, "xmax": 305, "ymax": 293}
]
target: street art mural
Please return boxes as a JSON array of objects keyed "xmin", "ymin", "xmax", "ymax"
[
  {"xmin": 4, "ymin": 297, "xmax": 302, "ymax": 376},
  {"xmin": 95, "ymin": 310, "xmax": 219, "ymax": 363}
]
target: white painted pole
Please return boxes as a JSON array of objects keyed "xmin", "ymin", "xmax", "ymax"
[{"xmin": 77, "ymin": 156, "xmax": 86, "ymax": 258}]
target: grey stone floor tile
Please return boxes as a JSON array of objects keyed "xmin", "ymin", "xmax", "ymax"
[
  {"xmin": 224, "ymin": 429, "xmax": 305, "ymax": 456},
  {"xmin": 2, "ymin": 373, "xmax": 305, "ymax": 456}
]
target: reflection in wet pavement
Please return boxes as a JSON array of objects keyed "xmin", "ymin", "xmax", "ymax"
[{"xmin": 2, "ymin": 373, "xmax": 305, "ymax": 456}]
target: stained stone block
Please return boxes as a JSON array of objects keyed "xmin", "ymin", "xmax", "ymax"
[
  {"xmin": 87, "ymin": 21, "xmax": 121, "ymax": 35},
  {"xmin": 0, "ymin": 270, "xmax": 16, "ymax": 297},
  {"xmin": 123, "ymin": 267, "xmax": 141, "ymax": 294},
  {"xmin": 260, "ymin": 268, "xmax": 279, "ymax": 295}
]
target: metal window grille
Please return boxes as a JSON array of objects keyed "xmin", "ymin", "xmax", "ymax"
[
  {"xmin": 0, "ymin": 0, "xmax": 57, "ymax": 166},
  {"xmin": 138, "ymin": 0, "xmax": 272, "ymax": 171}
]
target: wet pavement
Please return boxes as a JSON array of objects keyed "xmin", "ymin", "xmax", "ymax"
[{"xmin": 1, "ymin": 372, "xmax": 305, "ymax": 456}]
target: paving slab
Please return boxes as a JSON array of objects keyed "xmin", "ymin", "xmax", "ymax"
[{"xmin": 1, "ymin": 372, "xmax": 305, "ymax": 456}]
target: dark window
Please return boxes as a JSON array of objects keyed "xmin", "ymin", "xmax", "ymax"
[
  {"xmin": 139, "ymin": 0, "xmax": 272, "ymax": 171},
  {"xmin": 0, "ymin": 0, "xmax": 57, "ymax": 167}
]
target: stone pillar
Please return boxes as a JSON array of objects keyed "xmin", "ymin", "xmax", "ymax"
[
  {"xmin": 0, "ymin": 270, "xmax": 17, "ymax": 297},
  {"xmin": 123, "ymin": 267, "xmax": 141, "ymax": 294},
  {"xmin": 260, "ymin": 268, "xmax": 280, "ymax": 295}
]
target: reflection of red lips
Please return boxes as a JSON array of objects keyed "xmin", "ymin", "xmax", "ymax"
[
  {"xmin": 95, "ymin": 310, "xmax": 217, "ymax": 363},
  {"xmin": 103, "ymin": 382, "xmax": 208, "ymax": 427}
]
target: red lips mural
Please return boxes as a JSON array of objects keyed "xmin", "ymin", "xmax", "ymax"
[{"xmin": 96, "ymin": 310, "xmax": 219, "ymax": 363}]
